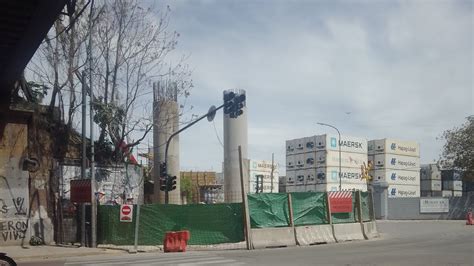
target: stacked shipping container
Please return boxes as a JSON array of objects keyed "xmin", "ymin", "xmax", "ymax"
[
  {"xmin": 420, "ymin": 164, "xmax": 442, "ymax": 197},
  {"xmin": 369, "ymin": 139, "xmax": 420, "ymax": 198},
  {"xmin": 441, "ymin": 170, "xmax": 463, "ymax": 197},
  {"xmin": 248, "ymin": 160, "xmax": 279, "ymax": 193},
  {"xmin": 286, "ymin": 134, "xmax": 368, "ymax": 192}
]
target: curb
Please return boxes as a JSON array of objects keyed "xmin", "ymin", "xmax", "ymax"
[{"xmin": 13, "ymin": 248, "xmax": 123, "ymax": 261}]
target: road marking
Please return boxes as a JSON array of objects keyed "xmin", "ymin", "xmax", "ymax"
[
  {"xmin": 177, "ymin": 259, "xmax": 240, "ymax": 265},
  {"xmin": 65, "ymin": 254, "xmax": 244, "ymax": 266}
]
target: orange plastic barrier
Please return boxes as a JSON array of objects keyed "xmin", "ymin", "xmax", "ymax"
[{"xmin": 163, "ymin": 230, "xmax": 190, "ymax": 252}]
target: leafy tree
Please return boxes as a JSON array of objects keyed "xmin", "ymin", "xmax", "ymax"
[{"xmin": 439, "ymin": 116, "xmax": 474, "ymax": 181}]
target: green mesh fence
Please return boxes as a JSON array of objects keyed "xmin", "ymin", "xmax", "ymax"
[
  {"xmin": 291, "ymin": 192, "xmax": 328, "ymax": 226},
  {"xmin": 331, "ymin": 192, "xmax": 358, "ymax": 224},
  {"xmin": 97, "ymin": 203, "xmax": 244, "ymax": 245},
  {"xmin": 360, "ymin": 192, "xmax": 371, "ymax": 222},
  {"xmin": 248, "ymin": 193, "xmax": 290, "ymax": 228}
]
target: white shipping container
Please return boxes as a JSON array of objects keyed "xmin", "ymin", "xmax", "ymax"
[
  {"xmin": 315, "ymin": 134, "xmax": 368, "ymax": 154},
  {"xmin": 315, "ymin": 183, "xmax": 368, "ymax": 192},
  {"xmin": 295, "ymin": 184, "xmax": 306, "ymax": 192},
  {"xmin": 295, "ymin": 154, "xmax": 305, "ymax": 168},
  {"xmin": 249, "ymin": 179, "xmax": 278, "ymax": 193},
  {"xmin": 304, "ymin": 168, "xmax": 317, "ymax": 185},
  {"xmin": 316, "ymin": 167, "xmax": 367, "ymax": 184},
  {"xmin": 442, "ymin": 180, "xmax": 463, "ymax": 191},
  {"xmin": 294, "ymin": 138, "xmax": 305, "ymax": 153},
  {"xmin": 421, "ymin": 179, "xmax": 442, "ymax": 191},
  {"xmin": 453, "ymin": 191, "xmax": 462, "ymax": 197},
  {"xmin": 303, "ymin": 136, "xmax": 317, "ymax": 153},
  {"xmin": 388, "ymin": 185, "xmax": 420, "ymax": 198},
  {"xmin": 286, "ymin": 170, "xmax": 296, "ymax": 184},
  {"xmin": 286, "ymin": 139, "xmax": 295, "ymax": 155},
  {"xmin": 304, "ymin": 152, "xmax": 317, "ymax": 168},
  {"xmin": 442, "ymin": 190, "xmax": 453, "ymax": 197},
  {"xmin": 373, "ymin": 154, "xmax": 420, "ymax": 171},
  {"xmin": 368, "ymin": 139, "xmax": 420, "ymax": 157},
  {"xmin": 305, "ymin": 184, "xmax": 317, "ymax": 192},
  {"xmin": 420, "ymin": 164, "xmax": 442, "ymax": 180},
  {"xmin": 249, "ymin": 160, "xmax": 279, "ymax": 173},
  {"xmin": 286, "ymin": 185, "xmax": 296, "ymax": 193},
  {"xmin": 453, "ymin": 181, "xmax": 463, "ymax": 191},
  {"xmin": 249, "ymin": 171, "xmax": 279, "ymax": 182},
  {"xmin": 316, "ymin": 150, "xmax": 368, "ymax": 168},
  {"xmin": 286, "ymin": 154, "xmax": 295, "ymax": 170},
  {"xmin": 295, "ymin": 169, "xmax": 305, "ymax": 184},
  {"xmin": 371, "ymin": 169, "xmax": 420, "ymax": 186}
]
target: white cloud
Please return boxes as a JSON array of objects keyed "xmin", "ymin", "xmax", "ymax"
[{"xmin": 151, "ymin": 0, "xmax": 473, "ymax": 174}]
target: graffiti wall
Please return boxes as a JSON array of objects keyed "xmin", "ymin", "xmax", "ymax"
[
  {"xmin": 60, "ymin": 164, "xmax": 143, "ymax": 205},
  {"xmin": 0, "ymin": 123, "xmax": 30, "ymax": 246}
]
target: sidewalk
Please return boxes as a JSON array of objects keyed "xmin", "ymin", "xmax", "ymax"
[{"xmin": 0, "ymin": 245, "xmax": 124, "ymax": 262}]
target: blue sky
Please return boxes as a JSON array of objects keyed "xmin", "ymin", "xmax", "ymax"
[{"xmin": 138, "ymin": 0, "xmax": 473, "ymax": 174}]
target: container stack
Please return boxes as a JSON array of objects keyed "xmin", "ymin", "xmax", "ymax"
[
  {"xmin": 285, "ymin": 137, "xmax": 315, "ymax": 193},
  {"xmin": 248, "ymin": 160, "xmax": 279, "ymax": 193},
  {"xmin": 368, "ymin": 139, "xmax": 420, "ymax": 198},
  {"xmin": 441, "ymin": 170, "xmax": 463, "ymax": 197},
  {"xmin": 286, "ymin": 134, "xmax": 368, "ymax": 193},
  {"xmin": 420, "ymin": 164, "xmax": 442, "ymax": 197}
]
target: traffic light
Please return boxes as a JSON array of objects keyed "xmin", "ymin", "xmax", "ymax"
[
  {"xmin": 160, "ymin": 177, "xmax": 167, "ymax": 191},
  {"xmin": 160, "ymin": 162, "xmax": 167, "ymax": 178},
  {"xmin": 160, "ymin": 162, "xmax": 168, "ymax": 191},
  {"xmin": 232, "ymin": 93, "xmax": 245, "ymax": 118},
  {"xmin": 224, "ymin": 92, "xmax": 246, "ymax": 118},
  {"xmin": 223, "ymin": 91, "xmax": 235, "ymax": 114},
  {"xmin": 167, "ymin": 176, "xmax": 177, "ymax": 191}
]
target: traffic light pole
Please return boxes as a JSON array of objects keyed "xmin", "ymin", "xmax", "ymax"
[{"xmin": 163, "ymin": 103, "xmax": 225, "ymax": 203}]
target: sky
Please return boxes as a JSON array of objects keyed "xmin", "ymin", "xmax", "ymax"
[{"xmin": 137, "ymin": 0, "xmax": 473, "ymax": 175}]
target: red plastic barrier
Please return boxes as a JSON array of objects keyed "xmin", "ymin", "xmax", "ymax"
[
  {"xmin": 163, "ymin": 230, "xmax": 190, "ymax": 252},
  {"xmin": 466, "ymin": 211, "xmax": 473, "ymax": 225}
]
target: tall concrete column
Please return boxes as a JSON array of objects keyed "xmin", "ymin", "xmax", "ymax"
[
  {"xmin": 153, "ymin": 83, "xmax": 181, "ymax": 204},
  {"xmin": 223, "ymin": 89, "xmax": 248, "ymax": 203}
]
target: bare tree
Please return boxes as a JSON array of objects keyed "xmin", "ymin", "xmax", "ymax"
[{"xmin": 27, "ymin": 0, "xmax": 193, "ymax": 163}]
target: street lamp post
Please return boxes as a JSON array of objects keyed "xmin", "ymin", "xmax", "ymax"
[{"xmin": 317, "ymin": 122, "xmax": 342, "ymax": 191}]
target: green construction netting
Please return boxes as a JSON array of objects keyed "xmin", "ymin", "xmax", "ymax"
[
  {"xmin": 291, "ymin": 192, "xmax": 328, "ymax": 226},
  {"xmin": 360, "ymin": 192, "xmax": 371, "ymax": 222},
  {"xmin": 248, "ymin": 193, "xmax": 290, "ymax": 228},
  {"xmin": 97, "ymin": 203, "xmax": 244, "ymax": 245},
  {"xmin": 331, "ymin": 192, "xmax": 358, "ymax": 224}
]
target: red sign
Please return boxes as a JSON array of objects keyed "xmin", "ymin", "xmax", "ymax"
[
  {"xmin": 70, "ymin": 180, "xmax": 91, "ymax": 203},
  {"xmin": 120, "ymin": 204, "xmax": 133, "ymax": 222},
  {"xmin": 329, "ymin": 191, "xmax": 353, "ymax": 213}
]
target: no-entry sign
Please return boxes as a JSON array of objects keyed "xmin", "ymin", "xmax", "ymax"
[
  {"xmin": 329, "ymin": 191, "xmax": 353, "ymax": 213},
  {"xmin": 120, "ymin": 204, "xmax": 133, "ymax": 222}
]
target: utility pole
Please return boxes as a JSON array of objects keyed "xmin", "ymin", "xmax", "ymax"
[
  {"xmin": 81, "ymin": 72, "xmax": 86, "ymax": 247},
  {"xmin": 89, "ymin": 0, "xmax": 97, "ymax": 248},
  {"xmin": 270, "ymin": 153, "xmax": 274, "ymax": 193}
]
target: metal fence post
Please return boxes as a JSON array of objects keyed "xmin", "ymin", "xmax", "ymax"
[
  {"xmin": 287, "ymin": 193, "xmax": 297, "ymax": 244},
  {"xmin": 326, "ymin": 192, "xmax": 337, "ymax": 243},
  {"xmin": 357, "ymin": 191, "xmax": 368, "ymax": 240},
  {"xmin": 239, "ymin": 146, "xmax": 253, "ymax": 250}
]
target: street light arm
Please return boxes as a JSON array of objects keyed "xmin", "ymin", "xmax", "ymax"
[
  {"xmin": 317, "ymin": 122, "xmax": 342, "ymax": 191},
  {"xmin": 162, "ymin": 103, "xmax": 225, "ymax": 203},
  {"xmin": 317, "ymin": 122, "xmax": 340, "ymax": 136}
]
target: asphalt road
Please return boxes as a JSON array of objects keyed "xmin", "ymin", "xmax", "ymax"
[{"xmin": 20, "ymin": 220, "xmax": 473, "ymax": 266}]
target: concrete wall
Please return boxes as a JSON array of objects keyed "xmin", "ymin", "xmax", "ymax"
[
  {"xmin": 0, "ymin": 123, "xmax": 30, "ymax": 246},
  {"xmin": 377, "ymin": 192, "xmax": 474, "ymax": 220}
]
